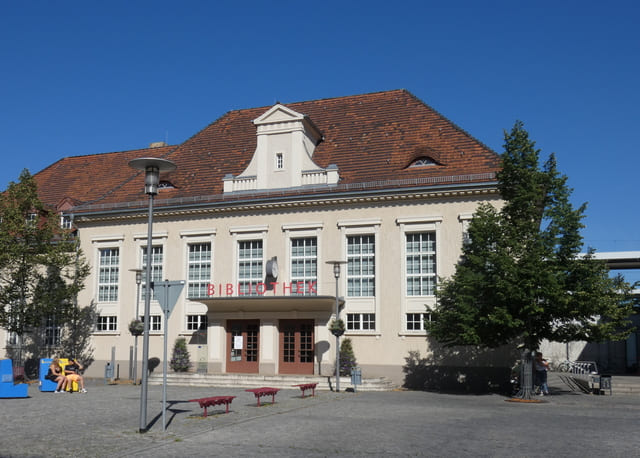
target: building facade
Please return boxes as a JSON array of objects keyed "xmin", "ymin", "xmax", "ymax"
[{"xmin": 7, "ymin": 90, "xmax": 503, "ymax": 384}]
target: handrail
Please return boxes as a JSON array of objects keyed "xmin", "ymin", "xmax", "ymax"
[{"xmin": 568, "ymin": 360, "xmax": 599, "ymax": 377}]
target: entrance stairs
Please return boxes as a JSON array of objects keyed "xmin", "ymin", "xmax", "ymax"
[
  {"xmin": 551, "ymin": 372, "xmax": 640, "ymax": 395},
  {"xmin": 148, "ymin": 372, "xmax": 395, "ymax": 392}
]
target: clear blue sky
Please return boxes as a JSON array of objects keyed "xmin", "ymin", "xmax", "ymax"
[{"xmin": 1, "ymin": 1, "xmax": 638, "ymax": 279}]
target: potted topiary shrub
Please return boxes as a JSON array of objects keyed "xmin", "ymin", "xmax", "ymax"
[
  {"xmin": 329, "ymin": 318, "xmax": 345, "ymax": 337},
  {"xmin": 338, "ymin": 337, "xmax": 358, "ymax": 377},
  {"xmin": 169, "ymin": 337, "xmax": 191, "ymax": 372},
  {"xmin": 128, "ymin": 319, "xmax": 144, "ymax": 336}
]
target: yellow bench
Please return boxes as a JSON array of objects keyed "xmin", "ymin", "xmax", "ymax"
[{"xmin": 59, "ymin": 358, "xmax": 79, "ymax": 392}]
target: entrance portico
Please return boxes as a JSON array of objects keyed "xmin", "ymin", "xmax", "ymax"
[{"xmin": 202, "ymin": 296, "xmax": 341, "ymax": 376}]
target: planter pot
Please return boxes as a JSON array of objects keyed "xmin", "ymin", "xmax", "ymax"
[{"xmin": 129, "ymin": 320, "xmax": 144, "ymax": 336}]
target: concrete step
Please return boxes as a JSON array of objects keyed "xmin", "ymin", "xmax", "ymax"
[
  {"xmin": 608, "ymin": 376, "xmax": 640, "ymax": 394},
  {"xmin": 148, "ymin": 372, "xmax": 395, "ymax": 392},
  {"xmin": 551, "ymin": 372, "xmax": 640, "ymax": 395}
]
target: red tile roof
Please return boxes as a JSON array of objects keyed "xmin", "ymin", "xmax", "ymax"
[
  {"xmin": 34, "ymin": 145, "xmax": 176, "ymax": 211},
  {"xmin": 34, "ymin": 90, "xmax": 500, "ymax": 212}
]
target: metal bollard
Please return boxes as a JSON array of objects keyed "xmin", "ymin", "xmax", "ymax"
[
  {"xmin": 351, "ymin": 367, "xmax": 362, "ymax": 392},
  {"xmin": 104, "ymin": 362, "xmax": 114, "ymax": 384}
]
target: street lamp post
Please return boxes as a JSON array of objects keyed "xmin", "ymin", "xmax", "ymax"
[
  {"xmin": 129, "ymin": 157, "xmax": 176, "ymax": 433},
  {"xmin": 129, "ymin": 268, "xmax": 143, "ymax": 385},
  {"xmin": 326, "ymin": 260, "xmax": 346, "ymax": 392}
]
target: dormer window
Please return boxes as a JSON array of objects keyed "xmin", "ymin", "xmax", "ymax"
[
  {"xmin": 60, "ymin": 214, "xmax": 72, "ymax": 229},
  {"xmin": 410, "ymin": 157, "xmax": 437, "ymax": 167},
  {"xmin": 223, "ymin": 103, "xmax": 337, "ymax": 193},
  {"xmin": 158, "ymin": 181, "xmax": 175, "ymax": 190}
]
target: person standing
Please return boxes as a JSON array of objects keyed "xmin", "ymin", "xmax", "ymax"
[{"xmin": 535, "ymin": 352, "xmax": 550, "ymax": 395}]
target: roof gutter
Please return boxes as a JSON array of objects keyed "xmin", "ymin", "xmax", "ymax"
[{"xmin": 71, "ymin": 179, "xmax": 499, "ymax": 220}]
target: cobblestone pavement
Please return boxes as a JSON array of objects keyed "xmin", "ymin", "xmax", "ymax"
[{"xmin": 0, "ymin": 380, "xmax": 639, "ymax": 457}]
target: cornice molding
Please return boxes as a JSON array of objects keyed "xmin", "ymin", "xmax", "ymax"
[{"xmin": 73, "ymin": 187, "xmax": 499, "ymax": 224}]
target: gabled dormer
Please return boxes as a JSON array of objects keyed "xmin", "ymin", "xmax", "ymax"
[{"xmin": 223, "ymin": 104, "xmax": 339, "ymax": 193}]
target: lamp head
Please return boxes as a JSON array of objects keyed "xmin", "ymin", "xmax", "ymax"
[
  {"xmin": 129, "ymin": 268, "xmax": 143, "ymax": 285},
  {"xmin": 326, "ymin": 260, "xmax": 346, "ymax": 279},
  {"xmin": 129, "ymin": 157, "xmax": 177, "ymax": 195}
]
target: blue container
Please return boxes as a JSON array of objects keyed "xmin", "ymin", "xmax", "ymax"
[
  {"xmin": 39, "ymin": 358, "xmax": 57, "ymax": 392},
  {"xmin": 0, "ymin": 359, "xmax": 28, "ymax": 398}
]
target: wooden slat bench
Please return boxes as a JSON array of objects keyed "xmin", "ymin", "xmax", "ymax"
[
  {"xmin": 245, "ymin": 387, "xmax": 280, "ymax": 407},
  {"xmin": 188, "ymin": 396, "xmax": 236, "ymax": 417},
  {"xmin": 292, "ymin": 383, "xmax": 317, "ymax": 398}
]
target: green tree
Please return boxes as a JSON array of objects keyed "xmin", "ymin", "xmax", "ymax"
[
  {"xmin": 57, "ymin": 300, "xmax": 97, "ymax": 366},
  {"xmin": 170, "ymin": 337, "xmax": 191, "ymax": 372},
  {"xmin": 428, "ymin": 122, "xmax": 633, "ymax": 397},
  {"xmin": 338, "ymin": 338, "xmax": 357, "ymax": 377},
  {"xmin": 0, "ymin": 170, "xmax": 90, "ymax": 365}
]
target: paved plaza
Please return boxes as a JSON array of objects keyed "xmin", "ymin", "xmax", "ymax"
[{"xmin": 0, "ymin": 379, "xmax": 639, "ymax": 457}]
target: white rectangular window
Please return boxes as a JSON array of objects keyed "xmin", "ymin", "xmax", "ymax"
[
  {"xmin": 96, "ymin": 315, "xmax": 117, "ymax": 332},
  {"xmin": 291, "ymin": 237, "xmax": 317, "ymax": 295},
  {"xmin": 238, "ymin": 240, "xmax": 263, "ymax": 296},
  {"xmin": 98, "ymin": 248, "xmax": 119, "ymax": 302},
  {"xmin": 151, "ymin": 315, "xmax": 161, "ymax": 331},
  {"xmin": 346, "ymin": 313, "xmax": 376, "ymax": 331},
  {"xmin": 140, "ymin": 314, "xmax": 162, "ymax": 332},
  {"xmin": 406, "ymin": 232, "xmax": 436, "ymax": 296},
  {"xmin": 43, "ymin": 316, "xmax": 62, "ymax": 346},
  {"xmin": 275, "ymin": 152, "xmax": 284, "ymax": 169},
  {"xmin": 187, "ymin": 243, "xmax": 211, "ymax": 299},
  {"xmin": 347, "ymin": 235, "xmax": 375, "ymax": 297},
  {"xmin": 406, "ymin": 312, "xmax": 431, "ymax": 331},
  {"xmin": 186, "ymin": 314, "xmax": 208, "ymax": 331},
  {"xmin": 141, "ymin": 246, "xmax": 163, "ymax": 300}
]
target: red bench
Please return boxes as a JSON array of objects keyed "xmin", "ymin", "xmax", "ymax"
[
  {"xmin": 292, "ymin": 383, "xmax": 317, "ymax": 398},
  {"xmin": 188, "ymin": 396, "xmax": 236, "ymax": 417},
  {"xmin": 245, "ymin": 387, "xmax": 280, "ymax": 407}
]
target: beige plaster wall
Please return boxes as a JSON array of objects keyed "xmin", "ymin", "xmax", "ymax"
[{"xmin": 74, "ymin": 193, "xmax": 502, "ymax": 380}]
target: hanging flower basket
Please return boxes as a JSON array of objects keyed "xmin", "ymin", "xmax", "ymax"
[
  {"xmin": 329, "ymin": 319, "xmax": 345, "ymax": 337},
  {"xmin": 129, "ymin": 319, "xmax": 144, "ymax": 336}
]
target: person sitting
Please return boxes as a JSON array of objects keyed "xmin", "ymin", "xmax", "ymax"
[
  {"xmin": 63, "ymin": 358, "xmax": 87, "ymax": 393},
  {"xmin": 45, "ymin": 357, "xmax": 68, "ymax": 393}
]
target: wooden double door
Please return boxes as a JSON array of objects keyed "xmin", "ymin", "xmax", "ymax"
[
  {"xmin": 226, "ymin": 320, "xmax": 260, "ymax": 373},
  {"xmin": 225, "ymin": 319, "xmax": 315, "ymax": 374},
  {"xmin": 279, "ymin": 319, "xmax": 314, "ymax": 375}
]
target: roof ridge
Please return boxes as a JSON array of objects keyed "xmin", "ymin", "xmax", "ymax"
[
  {"xmin": 221, "ymin": 89, "xmax": 409, "ymax": 116},
  {"xmin": 35, "ymin": 144, "xmax": 177, "ymax": 169},
  {"xmin": 164, "ymin": 90, "xmax": 415, "ymax": 158}
]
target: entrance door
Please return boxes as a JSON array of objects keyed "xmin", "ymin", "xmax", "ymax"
[
  {"xmin": 226, "ymin": 320, "xmax": 259, "ymax": 373},
  {"xmin": 279, "ymin": 319, "xmax": 314, "ymax": 374}
]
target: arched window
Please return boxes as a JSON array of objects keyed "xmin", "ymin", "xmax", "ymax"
[
  {"xmin": 410, "ymin": 156, "xmax": 436, "ymax": 167},
  {"xmin": 158, "ymin": 180, "xmax": 175, "ymax": 189}
]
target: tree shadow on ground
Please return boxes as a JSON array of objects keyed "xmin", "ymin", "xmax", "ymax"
[{"xmin": 402, "ymin": 340, "xmax": 518, "ymax": 395}]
